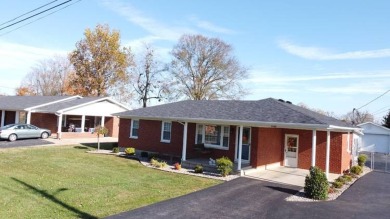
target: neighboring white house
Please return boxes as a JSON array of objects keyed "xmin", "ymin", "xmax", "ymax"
[{"xmin": 358, "ymin": 122, "xmax": 390, "ymax": 154}]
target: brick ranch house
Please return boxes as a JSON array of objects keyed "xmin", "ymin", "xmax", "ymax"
[
  {"xmin": 0, "ymin": 95, "xmax": 129, "ymax": 139},
  {"xmin": 116, "ymin": 98, "xmax": 362, "ymax": 176}
]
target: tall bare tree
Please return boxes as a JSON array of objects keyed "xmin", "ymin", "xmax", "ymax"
[
  {"xmin": 133, "ymin": 44, "xmax": 170, "ymax": 107},
  {"xmin": 69, "ymin": 24, "xmax": 134, "ymax": 97},
  {"xmin": 342, "ymin": 109, "xmax": 374, "ymax": 125},
  {"xmin": 170, "ymin": 34, "xmax": 247, "ymax": 100},
  {"xmin": 16, "ymin": 56, "xmax": 72, "ymax": 96}
]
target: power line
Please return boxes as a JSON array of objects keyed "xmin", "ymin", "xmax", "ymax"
[
  {"xmin": 356, "ymin": 89, "xmax": 390, "ymax": 110},
  {"xmin": 0, "ymin": 0, "xmax": 59, "ymax": 27},
  {"xmin": 0, "ymin": 0, "xmax": 73, "ymax": 32},
  {"xmin": 372, "ymin": 104, "xmax": 390, "ymax": 114},
  {"xmin": 0, "ymin": 0, "xmax": 82, "ymax": 37}
]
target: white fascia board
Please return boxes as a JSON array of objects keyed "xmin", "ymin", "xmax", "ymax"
[
  {"xmin": 328, "ymin": 125, "xmax": 364, "ymax": 135},
  {"xmin": 116, "ymin": 115, "xmax": 329, "ymax": 130},
  {"xmin": 56, "ymin": 97, "xmax": 130, "ymax": 114},
  {"xmin": 24, "ymin": 96, "xmax": 82, "ymax": 111}
]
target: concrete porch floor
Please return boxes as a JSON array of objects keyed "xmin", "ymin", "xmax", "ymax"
[{"xmin": 244, "ymin": 166, "xmax": 340, "ymax": 187}]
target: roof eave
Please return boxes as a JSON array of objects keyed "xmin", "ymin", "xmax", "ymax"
[{"xmin": 116, "ymin": 115, "xmax": 331, "ymax": 130}]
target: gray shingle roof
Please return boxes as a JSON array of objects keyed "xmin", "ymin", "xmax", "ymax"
[
  {"xmin": 116, "ymin": 98, "xmax": 353, "ymax": 128},
  {"xmin": 0, "ymin": 96, "xmax": 75, "ymax": 110},
  {"xmin": 34, "ymin": 97, "xmax": 105, "ymax": 113}
]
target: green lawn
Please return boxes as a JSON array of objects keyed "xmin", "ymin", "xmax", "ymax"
[{"xmin": 0, "ymin": 145, "xmax": 221, "ymax": 218}]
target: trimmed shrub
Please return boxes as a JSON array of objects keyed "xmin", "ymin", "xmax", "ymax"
[
  {"xmin": 332, "ymin": 181, "xmax": 343, "ymax": 189},
  {"xmin": 194, "ymin": 164, "xmax": 203, "ymax": 173},
  {"xmin": 112, "ymin": 147, "xmax": 119, "ymax": 153},
  {"xmin": 216, "ymin": 156, "xmax": 233, "ymax": 177},
  {"xmin": 125, "ymin": 147, "xmax": 136, "ymax": 155},
  {"xmin": 350, "ymin": 165, "xmax": 363, "ymax": 175},
  {"xmin": 304, "ymin": 166, "xmax": 329, "ymax": 200},
  {"xmin": 174, "ymin": 162, "xmax": 181, "ymax": 170},
  {"xmin": 358, "ymin": 154, "xmax": 367, "ymax": 167}
]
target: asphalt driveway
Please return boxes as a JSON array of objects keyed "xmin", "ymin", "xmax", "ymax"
[
  {"xmin": 107, "ymin": 171, "xmax": 390, "ymax": 219},
  {"xmin": 0, "ymin": 138, "xmax": 53, "ymax": 148}
]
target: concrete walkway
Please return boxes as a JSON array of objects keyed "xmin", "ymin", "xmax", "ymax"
[{"xmin": 245, "ymin": 166, "xmax": 340, "ymax": 186}]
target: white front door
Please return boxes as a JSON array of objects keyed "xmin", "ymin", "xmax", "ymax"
[
  {"xmin": 284, "ymin": 134, "xmax": 299, "ymax": 167},
  {"xmin": 236, "ymin": 127, "xmax": 251, "ymax": 163}
]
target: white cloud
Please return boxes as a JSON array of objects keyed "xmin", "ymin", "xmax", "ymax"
[
  {"xmin": 189, "ymin": 16, "xmax": 235, "ymax": 34},
  {"xmin": 0, "ymin": 40, "xmax": 67, "ymax": 93},
  {"xmin": 246, "ymin": 70, "xmax": 390, "ymax": 84},
  {"xmin": 101, "ymin": 0, "xmax": 194, "ymax": 42},
  {"xmin": 278, "ymin": 40, "xmax": 390, "ymax": 60}
]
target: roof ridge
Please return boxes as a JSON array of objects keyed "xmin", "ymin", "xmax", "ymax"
[{"xmin": 271, "ymin": 99, "xmax": 327, "ymax": 125}]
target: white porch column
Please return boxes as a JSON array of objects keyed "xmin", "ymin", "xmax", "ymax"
[
  {"xmin": 311, "ymin": 129, "xmax": 317, "ymax": 167},
  {"xmin": 101, "ymin": 116, "xmax": 105, "ymax": 127},
  {"xmin": 57, "ymin": 114, "xmax": 63, "ymax": 139},
  {"xmin": 181, "ymin": 122, "xmax": 188, "ymax": 161},
  {"xmin": 15, "ymin": 111, "xmax": 19, "ymax": 124},
  {"xmin": 347, "ymin": 131, "xmax": 351, "ymax": 153},
  {"xmin": 326, "ymin": 130, "xmax": 331, "ymax": 178},
  {"xmin": 237, "ymin": 125, "xmax": 243, "ymax": 171},
  {"xmin": 1, "ymin": 110, "xmax": 5, "ymax": 127},
  {"xmin": 26, "ymin": 111, "xmax": 31, "ymax": 124},
  {"xmin": 81, "ymin": 115, "xmax": 86, "ymax": 133}
]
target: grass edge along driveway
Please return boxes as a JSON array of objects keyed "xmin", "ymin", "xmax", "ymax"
[{"xmin": 0, "ymin": 145, "xmax": 221, "ymax": 218}]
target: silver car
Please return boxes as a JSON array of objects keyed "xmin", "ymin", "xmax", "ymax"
[{"xmin": 0, "ymin": 124, "xmax": 51, "ymax": 142}]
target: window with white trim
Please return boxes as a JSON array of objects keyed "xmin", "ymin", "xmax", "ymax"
[
  {"xmin": 130, "ymin": 119, "xmax": 139, "ymax": 138},
  {"xmin": 196, "ymin": 124, "xmax": 229, "ymax": 149},
  {"xmin": 161, "ymin": 121, "xmax": 172, "ymax": 142}
]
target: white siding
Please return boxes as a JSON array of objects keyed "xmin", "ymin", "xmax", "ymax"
[{"xmin": 63, "ymin": 101, "xmax": 127, "ymax": 116}]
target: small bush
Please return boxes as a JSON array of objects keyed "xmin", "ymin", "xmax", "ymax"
[
  {"xmin": 304, "ymin": 166, "xmax": 329, "ymax": 200},
  {"xmin": 125, "ymin": 147, "xmax": 136, "ymax": 155},
  {"xmin": 332, "ymin": 181, "xmax": 343, "ymax": 189},
  {"xmin": 141, "ymin": 151, "xmax": 148, "ymax": 158},
  {"xmin": 150, "ymin": 158, "xmax": 167, "ymax": 168},
  {"xmin": 350, "ymin": 165, "xmax": 363, "ymax": 175},
  {"xmin": 150, "ymin": 158, "xmax": 158, "ymax": 166},
  {"xmin": 112, "ymin": 147, "xmax": 119, "ymax": 153},
  {"xmin": 342, "ymin": 175, "xmax": 353, "ymax": 182},
  {"xmin": 358, "ymin": 154, "xmax": 367, "ymax": 167},
  {"xmin": 216, "ymin": 156, "xmax": 233, "ymax": 177},
  {"xmin": 335, "ymin": 176, "xmax": 346, "ymax": 184},
  {"xmin": 174, "ymin": 162, "xmax": 181, "ymax": 170},
  {"xmin": 194, "ymin": 164, "xmax": 203, "ymax": 173}
]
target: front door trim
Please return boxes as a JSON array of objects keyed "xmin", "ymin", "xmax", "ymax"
[
  {"xmin": 284, "ymin": 134, "xmax": 299, "ymax": 167},
  {"xmin": 235, "ymin": 126, "xmax": 251, "ymax": 163}
]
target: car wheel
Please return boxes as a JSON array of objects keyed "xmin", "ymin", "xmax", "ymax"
[
  {"xmin": 8, "ymin": 134, "xmax": 17, "ymax": 142},
  {"xmin": 41, "ymin": 132, "xmax": 49, "ymax": 139}
]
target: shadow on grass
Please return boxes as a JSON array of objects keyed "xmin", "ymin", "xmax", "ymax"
[
  {"xmin": 73, "ymin": 146, "xmax": 89, "ymax": 150},
  {"xmin": 265, "ymin": 186, "xmax": 299, "ymax": 195},
  {"xmin": 11, "ymin": 177, "xmax": 98, "ymax": 219},
  {"xmin": 81, "ymin": 142, "xmax": 118, "ymax": 150}
]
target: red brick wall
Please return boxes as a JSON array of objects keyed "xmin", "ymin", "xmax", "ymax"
[
  {"xmin": 118, "ymin": 119, "xmax": 236, "ymax": 159},
  {"xmin": 252, "ymin": 127, "xmax": 283, "ymax": 167},
  {"xmin": 104, "ymin": 117, "xmax": 114, "ymax": 137},
  {"xmin": 341, "ymin": 133, "xmax": 353, "ymax": 172},
  {"xmin": 30, "ymin": 113, "xmax": 58, "ymax": 133}
]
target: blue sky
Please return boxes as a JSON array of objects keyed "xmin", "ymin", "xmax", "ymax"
[{"xmin": 0, "ymin": 0, "xmax": 389, "ymax": 121}]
